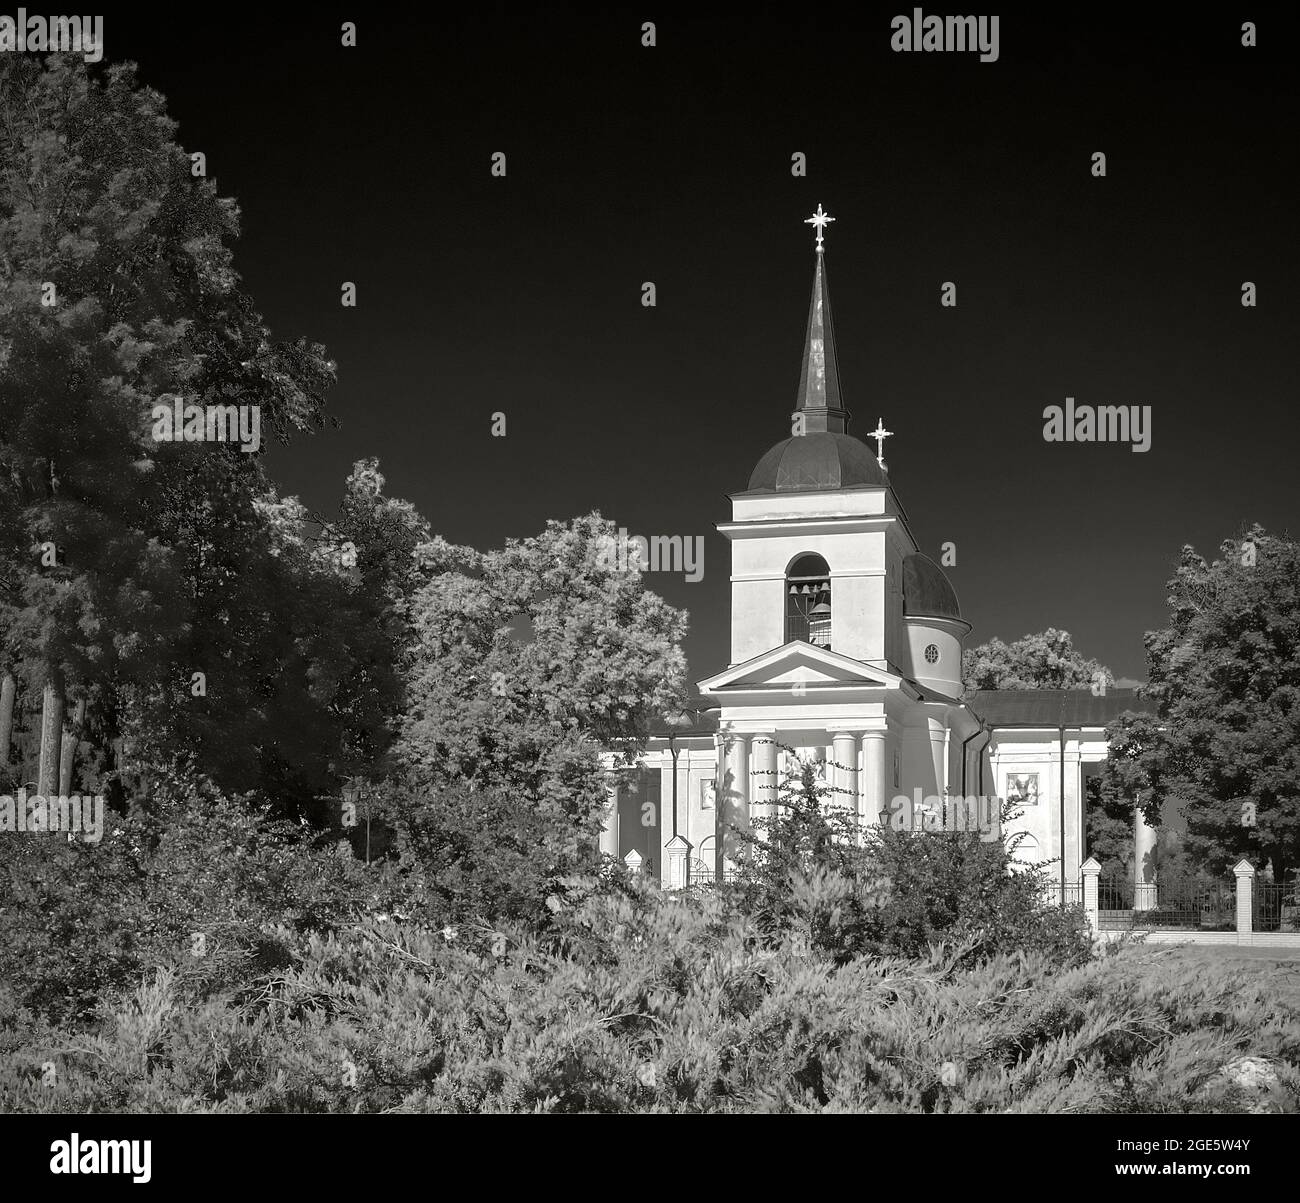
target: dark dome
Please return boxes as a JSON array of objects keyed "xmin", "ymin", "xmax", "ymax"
[
  {"xmin": 747, "ymin": 431, "xmax": 888, "ymax": 492},
  {"xmin": 903, "ymin": 553, "xmax": 961, "ymax": 620}
]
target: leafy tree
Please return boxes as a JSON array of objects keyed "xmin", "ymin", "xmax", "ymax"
[
  {"xmin": 395, "ymin": 513, "xmax": 689, "ymax": 877},
  {"xmin": 962, "ymin": 628, "xmax": 1113, "ymax": 693},
  {"xmin": 314, "ymin": 458, "xmax": 431, "ymax": 783},
  {"xmin": 1082, "ymin": 772, "xmax": 1134, "ymax": 880},
  {"xmin": 119, "ymin": 479, "xmax": 346, "ymax": 818},
  {"xmin": 1099, "ymin": 526, "xmax": 1300, "ymax": 881},
  {"xmin": 0, "ymin": 54, "xmax": 336, "ymax": 809}
]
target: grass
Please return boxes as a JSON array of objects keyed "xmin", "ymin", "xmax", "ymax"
[{"xmin": 1118, "ymin": 941, "xmax": 1300, "ymax": 1009}]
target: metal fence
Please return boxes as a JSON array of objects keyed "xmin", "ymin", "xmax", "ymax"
[
  {"xmin": 1256, "ymin": 882, "xmax": 1300, "ymax": 933},
  {"xmin": 1096, "ymin": 877, "xmax": 1237, "ymax": 932},
  {"xmin": 1038, "ymin": 880, "xmax": 1084, "ymax": 909},
  {"xmin": 686, "ymin": 859, "xmax": 739, "ymax": 887},
  {"xmin": 678, "ymin": 857, "xmax": 1297, "ymax": 935}
]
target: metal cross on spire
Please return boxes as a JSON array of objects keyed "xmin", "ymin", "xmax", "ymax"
[
  {"xmin": 804, "ymin": 203, "xmax": 835, "ymax": 252},
  {"xmin": 870, "ymin": 418, "xmax": 893, "ymax": 468}
]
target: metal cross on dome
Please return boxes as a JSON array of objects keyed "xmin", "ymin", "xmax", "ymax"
[
  {"xmin": 870, "ymin": 418, "xmax": 893, "ymax": 468},
  {"xmin": 804, "ymin": 203, "xmax": 834, "ymax": 252}
]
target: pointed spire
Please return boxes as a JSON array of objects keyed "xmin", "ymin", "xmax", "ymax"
[{"xmin": 794, "ymin": 208, "xmax": 850, "ymax": 435}]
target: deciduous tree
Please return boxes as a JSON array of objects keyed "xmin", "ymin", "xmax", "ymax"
[{"xmin": 1100, "ymin": 526, "xmax": 1300, "ymax": 881}]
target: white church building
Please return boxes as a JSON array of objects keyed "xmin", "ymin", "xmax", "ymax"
[{"xmin": 600, "ymin": 208, "xmax": 1157, "ymax": 900}]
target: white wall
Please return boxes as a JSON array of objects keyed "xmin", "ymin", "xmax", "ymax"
[
  {"xmin": 722, "ymin": 487, "xmax": 919, "ymax": 667},
  {"xmin": 981, "ymin": 728, "xmax": 1114, "ymax": 882}
]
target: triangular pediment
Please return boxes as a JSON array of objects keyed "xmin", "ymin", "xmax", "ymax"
[{"xmin": 699, "ymin": 642, "xmax": 902, "ymax": 694}]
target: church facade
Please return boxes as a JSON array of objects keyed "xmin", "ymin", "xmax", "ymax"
[{"xmin": 600, "ymin": 209, "xmax": 1157, "ymax": 900}]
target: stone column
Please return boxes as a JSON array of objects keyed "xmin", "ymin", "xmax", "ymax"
[
  {"xmin": 1233, "ymin": 859, "xmax": 1255, "ymax": 941},
  {"xmin": 928, "ymin": 720, "xmax": 947, "ymax": 797},
  {"xmin": 599, "ymin": 781, "xmax": 619, "ymax": 858},
  {"xmin": 1133, "ymin": 806, "xmax": 1158, "ymax": 911},
  {"xmin": 713, "ymin": 733, "xmax": 726, "ymax": 880},
  {"xmin": 722, "ymin": 732, "xmax": 751, "ymax": 864},
  {"xmin": 861, "ymin": 730, "xmax": 889, "ymax": 827},
  {"xmin": 832, "ymin": 732, "xmax": 857, "ymax": 822},
  {"xmin": 751, "ymin": 733, "xmax": 779, "ymax": 828}
]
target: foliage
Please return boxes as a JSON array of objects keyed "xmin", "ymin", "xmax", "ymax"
[
  {"xmin": 0, "ymin": 778, "xmax": 362, "ymax": 1024},
  {"xmin": 1099, "ymin": 525, "xmax": 1300, "ymax": 880},
  {"xmin": 962, "ymin": 627, "xmax": 1113, "ymax": 694},
  {"xmin": 395, "ymin": 512, "xmax": 688, "ymax": 854},
  {"xmin": 0, "ymin": 53, "xmax": 350, "ymax": 815},
  {"xmin": 1082, "ymin": 772, "xmax": 1134, "ymax": 880},
  {"xmin": 1, "ymin": 883, "xmax": 1295, "ymax": 1114},
  {"xmin": 728, "ymin": 755, "xmax": 1092, "ymax": 968},
  {"xmin": 319, "ymin": 458, "xmax": 431, "ymax": 781},
  {"xmin": 375, "ymin": 775, "xmax": 607, "ymax": 927}
]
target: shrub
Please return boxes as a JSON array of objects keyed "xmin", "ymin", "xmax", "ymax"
[
  {"xmin": 729, "ymin": 758, "xmax": 1092, "ymax": 969},
  {"xmin": 1, "ymin": 881, "xmax": 1295, "ymax": 1114},
  {"xmin": 378, "ymin": 776, "xmax": 607, "ymax": 927},
  {"xmin": 0, "ymin": 777, "xmax": 362, "ymax": 1024}
]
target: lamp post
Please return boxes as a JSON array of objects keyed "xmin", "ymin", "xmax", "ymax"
[{"xmin": 663, "ymin": 713, "xmax": 695, "ymax": 840}]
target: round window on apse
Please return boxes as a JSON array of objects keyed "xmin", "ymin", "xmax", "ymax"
[{"xmin": 924, "ymin": 644, "xmax": 940, "ymax": 665}]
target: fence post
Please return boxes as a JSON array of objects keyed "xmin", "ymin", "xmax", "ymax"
[
  {"xmin": 1233, "ymin": 859, "xmax": 1255, "ymax": 944},
  {"xmin": 624, "ymin": 848, "xmax": 643, "ymax": 877},
  {"xmin": 1081, "ymin": 857, "xmax": 1101, "ymax": 936}
]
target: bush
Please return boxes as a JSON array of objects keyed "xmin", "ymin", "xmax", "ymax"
[
  {"xmin": 378, "ymin": 776, "xmax": 606, "ymax": 928},
  {"xmin": 9, "ymin": 757, "xmax": 1290, "ymax": 1115},
  {"xmin": 1, "ymin": 880, "xmax": 1295, "ymax": 1113},
  {"xmin": 0, "ymin": 777, "xmax": 363, "ymax": 1024},
  {"xmin": 728, "ymin": 759, "xmax": 1092, "ymax": 969}
]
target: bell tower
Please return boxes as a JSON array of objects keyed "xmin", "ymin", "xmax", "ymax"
[{"xmin": 720, "ymin": 206, "xmax": 920, "ymax": 674}]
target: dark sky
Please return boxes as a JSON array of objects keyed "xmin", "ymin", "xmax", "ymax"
[{"xmin": 94, "ymin": 5, "xmax": 1298, "ymax": 684}]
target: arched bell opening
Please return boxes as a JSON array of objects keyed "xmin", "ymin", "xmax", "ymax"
[{"xmin": 785, "ymin": 553, "xmax": 832, "ymax": 649}]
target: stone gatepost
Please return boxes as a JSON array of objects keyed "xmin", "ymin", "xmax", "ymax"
[
  {"xmin": 624, "ymin": 848, "xmax": 644, "ymax": 877},
  {"xmin": 1233, "ymin": 859, "xmax": 1255, "ymax": 941},
  {"xmin": 664, "ymin": 835, "xmax": 692, "ymax": 890},
  {"xmin": 1081, "ymin": 857, "xmax": 1101, "ymax": 935}
]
